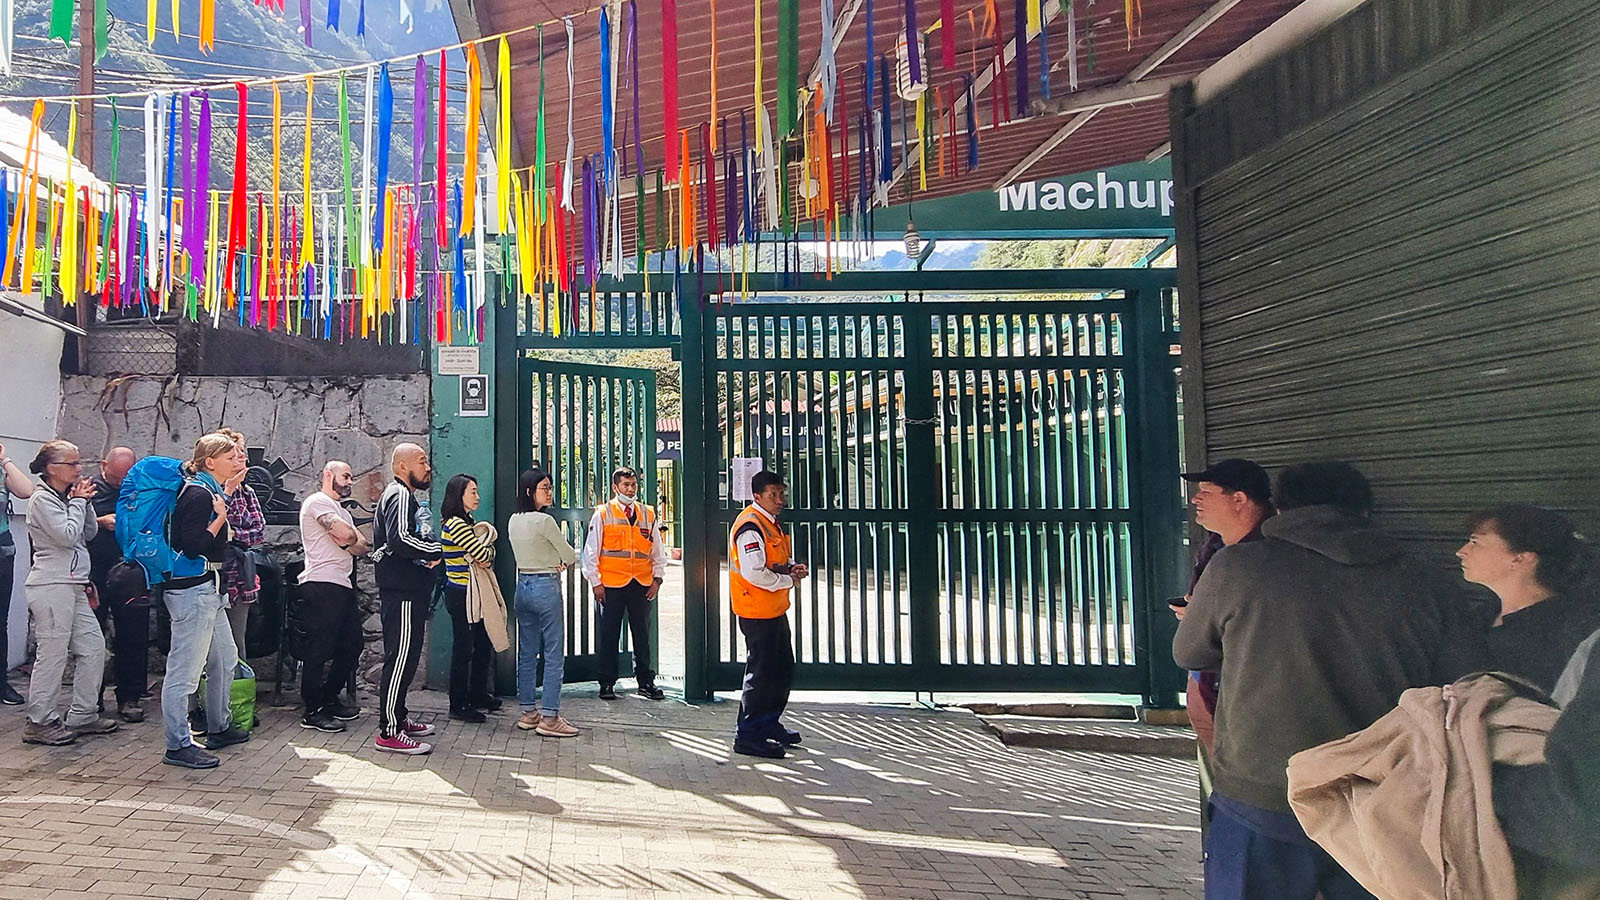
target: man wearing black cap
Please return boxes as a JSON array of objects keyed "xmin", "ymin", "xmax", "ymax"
[{"xmin": 1174, "ymin": 459, "xmax": 1273, "ymax": 833}]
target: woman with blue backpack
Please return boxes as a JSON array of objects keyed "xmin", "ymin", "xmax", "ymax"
[{"xmin": 149, "ymin": 433, "xmax": 251, "ymax": 769}]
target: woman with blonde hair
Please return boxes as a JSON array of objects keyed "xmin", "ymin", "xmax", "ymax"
[
  {"xmin": 20, "ymin": 440, "xmax": 117, "ymax": 745},
  {"xmin": 158, "ymin": 433, "xmax": 249, "ymax": 769}
]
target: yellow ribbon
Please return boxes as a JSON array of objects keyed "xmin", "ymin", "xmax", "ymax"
[
  {"xmin": 496, "ymin": 36, "xmax": 511, "ymax": 233},
  {"xmin": 206, "ymin": 189, "xmax": 220, "ymax": 313},
  {"xmin": 60, "ymin": 104, "xmax": 79, "ymax": 305},
  {"xmin": 171, "ymin": 0, "xmax": 181, "ymax": 42},
  {"xmin": 753, "ymin": 0, "xmax": 763, "ymax": 147},
  {"xmin": 301, "ymin": 76, "xmax": 314, "ymax": 266},
  {"xmin": 147, "ymin": 0, "xmax": 156, "ymax": 44},
  {"xmin": 916, "ymin": 93, "xmax": 926, "ymax": 191},
  {"xmin": 709, "ymin": 0, "xmax": 718, "ymax": 151},
  {"xmin": 462, "ymin": 43, "xmax": 481, "ymax": 238},
  {"xmin": 7, "ymin": 100, "xmax": 44, "ymax": 290},
  {"xmin": 1027, "ymin": 0, "xmax": 1041, "ymax": 37}
]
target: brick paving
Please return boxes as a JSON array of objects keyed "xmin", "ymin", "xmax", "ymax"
[{"xmin": 0, "ymin": 685, "xmax": 1203, "ymax": 899}]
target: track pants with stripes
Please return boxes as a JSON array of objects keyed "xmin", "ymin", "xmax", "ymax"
[{"xmin": 377, "ymin": 586, "xmax": 432, "ymax": 738}]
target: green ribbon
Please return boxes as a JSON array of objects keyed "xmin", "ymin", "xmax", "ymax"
[
  {"xmin": 535, "ymin": 25, "xmax": 546, "ymax": 220},
  {"xmin": 339, "ymin": 74, "xmax": 357, "ymax": 267},
  {"xmin": 49, "ymin": 0, "xmax": 72, "ymax": 44},
  {"xmin": 94, "ymin": 0, "xmax": 107, "ymax": 62},
  {"xmin": 777, "ymin": 0, "xmax": 799, "ymax": 138},
  {"xmin": 40, "ymin": 178, "xmax": 55, "ymax": 297}
]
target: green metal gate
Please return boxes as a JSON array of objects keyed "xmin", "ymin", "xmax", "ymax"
[
  {"xmin": 680, "ymin": 269, "xmax": 1185, "ymax": 702},
  {"xmin": 517, "ymin": 357, "xmax": 658, "ymax": 683}
]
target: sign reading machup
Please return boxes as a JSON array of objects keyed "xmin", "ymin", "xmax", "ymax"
[{"xmin": 869, "ymin": 160, "xmax": 1174, "ymax": 238}]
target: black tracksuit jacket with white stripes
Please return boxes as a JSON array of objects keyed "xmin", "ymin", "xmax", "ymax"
[{"xmin": 371, "ymin": 478, "xmax": 443, "ymax": 592}]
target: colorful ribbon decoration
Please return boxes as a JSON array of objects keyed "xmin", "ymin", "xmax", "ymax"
[
  {"xmin": 661, "ymin": 0, "xmax": 679, "ymax": 178},
  {"xmin": 561, "ymin": 18, "xmax": 575, "ymax": 210},
  {"xmin": 940, "ymin": 0, "xmax": 957, "ymax": 70},
  {"xmin": 225, "ymin": 84, "xmax": 248, "ymax": 299},
  {"xmin": 752, "ymin": 0, "xmax": 763, "ymax": 146},
  {"xmin": 776, "ymin": 0, "xmax": 797, "ymax": 138},
  {"xmin": 496, "ymin": 36, "xmax": 512, "ymax": 232},
  {"xmin": 819, "ymin": 0, "xmax": 836, "ymax": 122},
  {"xmin": 903, "ymin": 0, "xmax": 921, "ymax": 85},
  {"xmin": 360, "ymin": 66, "xmax": 375, "ymax": 266},
  {"xmin": 374, "ymin": 63, "xmax": 393, "ymax": 251},
  {"xmin": 1014, "ymin": 0, "xmax": 1029, "ymax": 117},
  {"xmin": 436, "ymin": 50, "xmax": 447, "ymax": 245}
]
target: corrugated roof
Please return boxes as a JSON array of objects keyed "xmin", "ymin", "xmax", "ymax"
[{"xmin": 460, "ymin": 0, "xmax": 1299, "ymax": 241}]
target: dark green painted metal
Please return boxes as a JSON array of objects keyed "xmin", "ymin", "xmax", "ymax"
[
  {"xmin": 682, "ymin": 269, "xmax": 1183, "ymax": 699},
  {"xmin": 517, "ymin": 356, "xmax": 658, "ymax": 684}
]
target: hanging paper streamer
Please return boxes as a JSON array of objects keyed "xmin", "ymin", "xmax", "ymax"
[
  {"xmin": 197, "ymin": 95, "xmax": 212, "ymax": 280},
  {"xmin": 399, "ymin": 0, "xmax": 413, "ymax": 33},
  {"xmin": 435, "ymin": 51, "xmax": 447, "ymax": 244},
  {"xmin": 360, "ymin": 66, "xmax": 375, "ymax": 268},
  {"xmin": 1027, "ymin": 0, "xmax": 1041, "ymax": 36},
  {"xmin": 1, "ymin": 0, "xmax": 14, "ymax": 74},
  {"xmin": 753, "ymin": 0, "xmax": 763, "ymax": 147},
  {"xmin": 864, "ymin": 0, "xmax": 875, "ymax": 111},
  {"xmin": 339, "ymin": 74, "xmax": 357, "ymax": 270},
  {"xmin": 627, "ymin": 2, "xmax": 641, "ymax": 177},
  {"xmin": 903, "ymin": 0, "xmax": 920, "ymax": 86},
  {"xmin": 94, "ymin": 0, "xmax": 107, "ymax": 60},
  {"xmin": 598, "ymin": 11, "xmax": 613, "ymax": 187},
  {"xmin": 303, "ymin": 76, "xmax": 315, "ymax": 266},
  {"xmin": 819, "ymin": 0, "xmax": 837, "ymax": 123},
  {"xmin": 48, "ymin": 0, "xmax": 70, "ymax": 44},
  {"xmin": 374, "ymin": 63, "xmax": 393, "ymax": 250},
  {"xmin": 940, "ymin": 0, "xmax": 956, "ymax": 70},
  {"xmin": 561, "ymin": 17, "xmax": 575, "ymax": 210},
  {"xmin": 534, "ymin": 28, "xmax": 546, "ymax": 225},
  {"xmin": 412, "ymin": 58, "xmax": 425, "ymax": 236},
  {"xmin": 776, "ymin": 0, "xmax": 798, "ymax": 138},
  {"xmin": 225, "ymin": 84, "xmax": 248, "ymax": 298},
  {"xmin": 60, "ymin": 103, "xmax": 77, "ymax": 303},
  {"xmin": 708, "ymin": 0, "xmax": 717, "ymax": 150},
  {"xmin": 327, "ymin": 0, "xmax": 338, "ymax": 31},
  {"xmin": 496, "ymin": 35, "xmax": 512, "ymax": 232},
  {"xmin": 199, "ymin": 0, "xmax": 215, "ymax": 52},
  {"xmin": 1066, "ymin": 0, "xmax": 1078, "ymax": 90},
  {"xmin": 661, "ymin": 0, "xmax": 679, "ymax": 177},
  {"xmin": 1014, "ymin": 0, "xmax": 1029, "ymax": 117},
  {"xmin": 1038, "ymin": 7, "xmax": 1050, "ymax": 100},
  {"xmin": 357, "ymin": 0, "xmax": 365, "ymax": 37}
]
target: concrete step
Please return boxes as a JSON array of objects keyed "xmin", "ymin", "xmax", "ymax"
[{"xmin": 979, "ymin": 715, "xmax": 1198, "ymax": 756}]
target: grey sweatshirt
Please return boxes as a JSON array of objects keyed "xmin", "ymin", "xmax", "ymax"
[
  {"xmin": 1173, "ymin": 505, "xmax": 1487, "ymax": 813},
  {"xmin": 24, "ymin": 480, "xmax": 99, "ymax": 586}
]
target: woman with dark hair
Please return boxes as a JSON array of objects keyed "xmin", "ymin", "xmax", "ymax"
[
  {"xmin": 506, "ymin": 468, "xmax": 579, "ymax": 737},
  {"xmin": 0, "ymin": 442, "xmax": 34, "ymax": 706},
  {"xmin": 1458, "ymin": 504, "xmax": 1600, "ymax": 693},
  {"xmin": 439, "ymin": 473, "xmax": 498, "ymax": 723}
]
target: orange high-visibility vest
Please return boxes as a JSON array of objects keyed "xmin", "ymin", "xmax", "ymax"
[
  {"xmin": 595, "ymin": 499, "xmax": 658, "ymax": 588},
  {"xmin": 728, "ymin": 504, "xmax": 792, "ymax": 619}
]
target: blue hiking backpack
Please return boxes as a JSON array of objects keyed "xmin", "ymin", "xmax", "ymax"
[{"xmin": 116, "ymin": 456, "xmax": 208, "ymax": 586}]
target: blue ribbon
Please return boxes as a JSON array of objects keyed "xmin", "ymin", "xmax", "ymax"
[
  {"xmin": 327, "ymin": 0, "xmax": 339, "ymax": 31},
  {"xmin": 878, "ymin": 55, "xmax": 891, "ymax": 184},
  {"xmin": 451, "ymin": 180, "xmax": 465, "ymax": 315},
  {"xmin": 600, "ymin": 7, "xmax": 614, "ymax": 185},
  {"xmin": 374, "ymin": 63, "xmax": 393, "ymax": 250}
]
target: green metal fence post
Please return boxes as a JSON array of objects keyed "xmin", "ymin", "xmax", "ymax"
[
  {"xmin": 679, "ymin": 282, "xmax": 712, "ymax": 701},
  {"xmin": 902, "ymin": 303, "xmax": 940, "ymax": 676},
  {"xmin": 1127, "ymin": 280, "xmax": 1186, "ymax": 708}
]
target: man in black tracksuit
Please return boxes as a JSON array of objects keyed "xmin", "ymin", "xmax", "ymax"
[{"xmin": 370, "ymin": 443, "xmax": 442, "ymax": 755}]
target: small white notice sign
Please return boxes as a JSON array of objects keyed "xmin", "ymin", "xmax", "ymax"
[
  {"xmin": 437, "ymin": 346, "xmax": 480, "ymax": 376},
  {"xmin": 731, "ymin": 457, "xmax": 764, "ymax": 502}
]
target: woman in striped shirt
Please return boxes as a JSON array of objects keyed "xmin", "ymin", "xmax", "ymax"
[{"xmin": 439, "ymin": 474, "xmax": 500, "ymax": 724}]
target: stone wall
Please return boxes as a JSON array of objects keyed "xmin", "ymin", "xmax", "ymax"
[{"xmin": 55, "ymin": 374, "xmax": 433, "ymax": 691}]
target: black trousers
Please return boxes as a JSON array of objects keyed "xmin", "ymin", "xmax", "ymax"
[
  {"xmin": 442, "ymin": 583, "xmax": 494, "ymax": 710},
  {"xmin": 736, "ymin": 615, "xmax": 794, "ymax": 738},
  {"xmin": 298, "ymin": 581, "xmax": 363, "ymax": 715},
  {"xmin": 0, "ymin": 547, "xmax": 12, "ymax": 684},
  {"xmin": 106, "ymin": 598, "xmax": 152, "ymax": 705},
  {"xmin": 377, "ymin": 585, "xmax": 431, "ymax": 737},
  {"xmin": 597, "ymin": 580, "xmax": 655, "ymax": 686}
]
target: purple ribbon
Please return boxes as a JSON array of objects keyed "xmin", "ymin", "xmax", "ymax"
[
  {"xmin": 628, "ymin": 0, "xmax": 642, "ymax": 177},
  {"xmin": 904, "ymin": 0, "xmax": 920, "ymax": 85},
  {"xmin": 197, "ymin": 93, "xmax": 211, "ymax": 285},
  {"xmin": 301, "ymin": 0, "xmax": 311, "ymax": 46},
  {"xmin": 1014, "ymin": 0, "xmax": 1029, "ymax": 117},
  {"xmin": 581, "ymin": 156, "xmax": 596, "ymax": 287},
  {"xmin": 412, "ymin": 57, "xmax": 425, "ymax": 220}
]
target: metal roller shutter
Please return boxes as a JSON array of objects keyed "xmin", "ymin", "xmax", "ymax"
[{"xmin": 1172, "ymin": 0, "xmax": 1600, "ymax": 561}]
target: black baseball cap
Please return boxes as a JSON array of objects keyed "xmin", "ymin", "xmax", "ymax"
[{"xmin": 1181, "ymin": 458, "xmax": 1272, "ymax": 506}]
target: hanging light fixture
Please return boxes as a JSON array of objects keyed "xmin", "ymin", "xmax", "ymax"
[{"xmin": 903, "ymin": 217, "xmax": 922, "ymax": 259}]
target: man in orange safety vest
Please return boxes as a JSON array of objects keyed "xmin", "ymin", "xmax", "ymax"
[
  {"xmin": 580, "ymin": 466, "xmax": 667, "ymax": 701},
  {"xmin": 728, "ymin": 470, "xmax": 808, "ymax": 759}
]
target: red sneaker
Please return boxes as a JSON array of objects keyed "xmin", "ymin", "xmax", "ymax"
[
  {"xmin": 374, "ymin": 733, "xmax": 432, "ymax": 755},
  {"xmin": 402, "ymin": 719, "xmax": 436, "ymax": 737}
]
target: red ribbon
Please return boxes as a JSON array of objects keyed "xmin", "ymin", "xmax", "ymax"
[
  {"xmin": 662, "ymin": 0, "xmax": 680, "ymax": 178},
  {"xmin": 225, "ymin": 83, "xmax": 248, "ymax": 299},
  {"xmin": 941, "ymin": 0, "xmax": 957, "ymax": 69}
]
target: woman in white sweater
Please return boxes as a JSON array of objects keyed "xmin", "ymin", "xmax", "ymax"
[
  {"xmin": 507, "ymin": 468, "xmax": 580, "ymax": 737},
  {"xmin": 23, "ymin": 441, "xmax": 119, "ymax": 745}
]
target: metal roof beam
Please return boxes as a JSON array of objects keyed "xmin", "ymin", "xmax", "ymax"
[{"xmin": 995, "ymin": 0, "xmax": 1245, "ymax": 188}]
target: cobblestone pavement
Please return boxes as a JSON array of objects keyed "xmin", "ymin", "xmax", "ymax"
[{"xmin": 0, "ymin": 686, "xmax": 1202, "ymax": 900}]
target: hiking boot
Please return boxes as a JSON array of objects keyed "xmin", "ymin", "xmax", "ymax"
[
  {"xmin": 22, "ymin": 721, "xmax": 77, "ymax": 746},
  {"xmin": 0, "ymin": 682, "xmax": 24, "ymax": 706},
  {"xmin": 450, "ymin": 707, "xmax": 487, "ymax": 724},
  {"xmin": 71, "ymin": 717, "xmax": 121, "ymax": 735},
  {"xmin": 635, "ymin": 683, "xmax": 665, "ymax": 701},
  {"xmin": 300, "ymin": 711, "xmax": 346, "ymax": 733},
  {"xmin": 203, "ymin": 726, "xmax": 251, "ymax": 750},
  {"xmin": 118, "ymin": 701, "xmax": 146, "ymax": 723},
  {"xmin": 516, "ymin": 711, "xmax": 543, "ymax": 731},
  {"xmin": 326, "ymin": 702, "xmax": 361, "ymax": 721},
  {"xmin": 374, "ymin": 733, "xmax": 432, "ymax": 755},
  {"xmin": 163, "ymin": 745, "xmax": 221, "ymax": 769},
  {"xmin": 402, "ymin": 718, "xmax": 436, "ymax": 737},
  {"xmin": 598, "ymin": 684, "xmax": 617, "ymax": 701},
  {"xmin": 733, "ymin": 736, "xmax": 786, "ymax": 759},
  {"xmin": 535, "ymin": 716, "xmax": 579, "ymax": 738}
]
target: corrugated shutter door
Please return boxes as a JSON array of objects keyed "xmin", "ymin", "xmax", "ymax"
[{"xmin": 1177, "ymin": 0, "xmax": 1600, "ymax": 561}]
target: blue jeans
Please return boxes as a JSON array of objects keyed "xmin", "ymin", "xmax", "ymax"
[
  {"xmin": 1204, "ymin": 793, "xmax": 1376, "ymax": 900},
  {"xmin": 514, "ymin": 574, "xmax": 564, "ymax": 716},
  {"xmin": 161, "ymin": 580, "xmax": 237, "ymax": 750}
]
